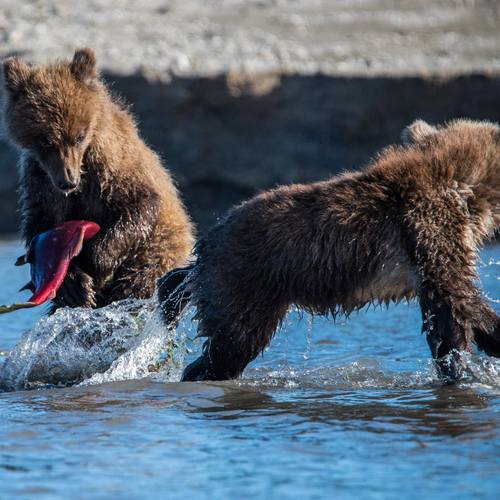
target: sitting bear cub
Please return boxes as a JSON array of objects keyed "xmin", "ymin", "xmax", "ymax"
[
  {"xmin": 1, "ymin": 48, "xmax": 193, "ymax": 310},
  {"xmin": 159, "ymin": 119, "xmax": 500, "ymax": 381}
]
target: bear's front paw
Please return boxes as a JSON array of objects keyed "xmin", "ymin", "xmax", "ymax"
[{"xmin": 54, "ymin": 264, "xmax": 96, "ymax": 309}]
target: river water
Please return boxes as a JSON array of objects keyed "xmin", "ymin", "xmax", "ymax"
[{"xmin": 0, "ymin": 240, "xmax": 498, "ymax": 499}]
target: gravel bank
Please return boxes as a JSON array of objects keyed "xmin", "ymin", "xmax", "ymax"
[{"xmin": 1, "ymin": 0, "xmax": 499, "ymax": 77}]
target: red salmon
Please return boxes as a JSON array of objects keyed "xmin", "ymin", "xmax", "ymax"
[{"xmin": 0, "ymin": 221, "xmax": 100, "ymax": 314}]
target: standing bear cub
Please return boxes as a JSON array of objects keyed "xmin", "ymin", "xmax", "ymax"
[
  {"xmin": 1, "ymin": 48, "xmax": 194, "ymax": 310},
  {"xmin": 159, "ymin": 119, "xmax": 500, "ymax": 381}
]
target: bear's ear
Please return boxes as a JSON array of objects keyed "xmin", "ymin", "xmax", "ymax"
[
  {"xmin": 401, "ymin": 120, "xmax": 438, "ymax": 145},
  {"xmin": 2, "ymin": 57, "xmax": 31, "ymax": 94},
  {"xmin": 70, "ymin": 48, "xmax": 98, "ymax": 87}
]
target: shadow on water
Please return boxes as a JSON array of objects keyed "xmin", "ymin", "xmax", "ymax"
[
  {"xmin": 2, "ymin": 375, "xmax": 497, "ymax": 441},
  {"xmin": 204, "ymin": 385, "xmax": 497, "ymax": 439}
]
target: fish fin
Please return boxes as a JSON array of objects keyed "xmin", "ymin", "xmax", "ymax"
[
  {"xmin": 19, "ymin": 281, "xmax": 35, "ymax": 293},
  {"xmin": 23, "ymin": 236, "xmax": 37, "ymax": 264},
  {"xmin": 15, "ymin": 255, "xmax": 26, "ymax": 266}
]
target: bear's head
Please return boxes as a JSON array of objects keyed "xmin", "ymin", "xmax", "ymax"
[{"xmin": 1, "ymin": 48, "xmax": 101, "ymax": 194}]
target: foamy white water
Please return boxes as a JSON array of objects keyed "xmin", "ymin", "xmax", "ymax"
[{"xmin": 0, "ymin": 297, "xmax": 190, "ymax": 391}]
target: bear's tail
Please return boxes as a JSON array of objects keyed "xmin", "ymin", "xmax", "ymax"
[{"xmin": 157, "ymin": 264, "xmax": 195, "ymax": 326}]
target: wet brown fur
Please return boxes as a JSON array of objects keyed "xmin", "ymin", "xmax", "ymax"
[
  {"xmin": 158, "ymin": 119, "xmax": 500, "ymax": 381},
  {"xmin": 2, "ymin": 49, "xmax": 194, "ymax": 309}
]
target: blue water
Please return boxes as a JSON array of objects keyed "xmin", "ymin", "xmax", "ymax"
[{"xmin": 0, "ymin": 240, "xmax": 499, "ymax": 499}]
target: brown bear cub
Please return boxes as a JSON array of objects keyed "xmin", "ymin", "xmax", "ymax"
[
  {"xmin": 1, "ymin": 48, "xmax": 193, "ymax": 310},
  {"xmin": 159, "ymin": 119, "xmax": 500, "ymax": 381}
]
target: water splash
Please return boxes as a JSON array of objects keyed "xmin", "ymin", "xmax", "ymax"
[
  {"xmin": 303, "ymin": 314, "xmax": 314, "ymax": 361},
  {"xmin": 0, "ymin": 297, "xmax": 188, "ymax": 391},
  {"xmin": 240, "ymin": 358, "xmax": 439, "ymax": 390},
  {"xmin": 240, "ymin": 353, "xmax": 500, "ymax": 391},
  {"xmin": 447, "ymin": 351, "xmax": 500, "ymax": 388},
  {"xmin": 1, "ymin": 296, "xmax": 500, "ymax": 393}
]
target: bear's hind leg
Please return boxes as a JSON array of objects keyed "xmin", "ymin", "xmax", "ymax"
[
  {"xmin": 408, "ymin": 190, "xmax": 500, "ymax": 376},
  {"xmin": 471, "ymin": 306, "xmax": 500, "ymax": 358}
]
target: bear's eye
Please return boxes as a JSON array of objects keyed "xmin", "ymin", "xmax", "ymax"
[{"xmin": 75, "ymin": 131, "xmax": 86, "ymax": 146}]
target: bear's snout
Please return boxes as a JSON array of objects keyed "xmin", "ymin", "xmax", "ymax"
[
  {"xmin": 44, "ymin": 149, "xmax": 82, "ymax": 194},
  {"xmin": 51, "ymin": 165, "xmax": 81, "ymax": 194},
  {"xmin": 57, "ymin": 177, "xmax": 78, "ymax": 192}
]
